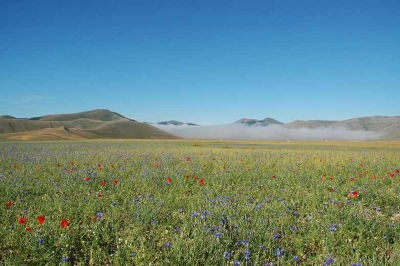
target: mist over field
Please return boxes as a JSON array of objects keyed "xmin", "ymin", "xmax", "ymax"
[{"xmin": 154, "ymin": 124, "xmax": 383, "ymax": 141}]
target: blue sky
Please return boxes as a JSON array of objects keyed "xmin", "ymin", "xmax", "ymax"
[{"xmin": 1, "ymin": 0, "xmax": 399, "ymax": 124}]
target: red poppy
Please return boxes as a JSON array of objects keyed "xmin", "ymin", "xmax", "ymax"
[
  {"xmin": 92, "ymin": 216, "xmax": 97, "ymax": 221},
  {"xmin": 330, "ymin": 187, "xmax": 335, "ymax": 192},
  {"xmin": 84, "ymin": 176, "xmax": 91, "ymax": 182},
  {"xmin": 97, "ymin": 193, "xmax": 102, "ymax": 198},
  {"xmin": 111, "ymin": 164, "xmax": 115, "ymax": 168},
  {"xmin": 37, "ymin": 215, "xmax": 45, "ymax": 225},
  {"xmin": 166, "ymin": 177, "xmax": 171, "ymax": 183},
  {"xmin": 348, "ymin": 191, "xmax": 359, "ymax": 198},
  {"xmin": 60, "ymin": 219, "xmax": 69, "ymax": 229},
  {"xmin": 57, "ymin": 163, "xmax": 61, "ymax": 167},
  {"xmin": 186, "ymin": 174, "xmax": 191, "ymax": 179},
  {"xmin": 18, "ymin": 216, "xmax": 27, "ymax": 224},
  {"xmin": 113, "ymin": 180, "xmax": 118, "ymax": 185},
  {"xmin": 7, "ymin": 201, "xmax": 12, "ymax": 207},
  {"xmin": 25, "ymin": 227, "xmax": 32, "ymax": 231},
  {"xmin": 186, "ymin": 157, "xmax": 191, "ymax": 162},
  {"xmin": 330, "ymin": 177, "xmax": 334, "ymax": 181},
  {"xmin": 199, "ymin": 179, "xmax": 205, "ymax": 185},
  {"xmin": 272, "ymin": 175, "xmax": 277, "ymax": 179},
  {"xmin": 100, "ymin": 180, "xmax": 106, "ymax": 186}
]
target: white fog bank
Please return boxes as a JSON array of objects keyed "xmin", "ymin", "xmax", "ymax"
[{"xmin": 154, "ymin": 124, "xmax": 383, "ymax": 141}]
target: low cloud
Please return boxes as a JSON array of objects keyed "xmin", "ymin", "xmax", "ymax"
[{"xmin": 154, "ymin": 124, "xmax": 382, "ymax": 141}]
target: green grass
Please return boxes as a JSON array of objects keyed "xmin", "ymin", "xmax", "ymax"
[{"xmin": 0, "ymin": 140, "xmax": 399, "ymax": 265}]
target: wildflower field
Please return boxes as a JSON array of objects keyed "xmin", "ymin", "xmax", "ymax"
[{"xmin": 1, "ymin": 140, "xmax": 399, "ymax": 265}]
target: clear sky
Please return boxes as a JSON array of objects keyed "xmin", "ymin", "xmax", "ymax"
[{"xmin": 1, "ymin": 0, "xmax": 399, "ymax": 124}]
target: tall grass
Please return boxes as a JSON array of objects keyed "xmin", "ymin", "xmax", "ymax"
[{"xmin": 0, "ymin": 141, "xmax": 399, "ymax": 265}]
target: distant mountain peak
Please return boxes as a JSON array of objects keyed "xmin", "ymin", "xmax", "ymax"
[
  {"xmin": 235, "ymin": 117, "xmax": 283, "ymax": 126},
  {"xmin": 157, "ymin": 120, "xmax": 199, "ymax": 126}
]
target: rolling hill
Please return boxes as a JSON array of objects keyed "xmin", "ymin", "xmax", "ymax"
[
  {"xmin": 28, "ymin": 109, "xmax": 133, "ymax": 122},
  {"xmin": 0, "ymin": 127, "xmax": 100, "ymax": 141},
  {"xmin": 0, "ymin": 109, "xmax": 177, "ymax": 140}
]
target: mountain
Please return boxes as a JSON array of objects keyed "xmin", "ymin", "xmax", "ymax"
[
  {"xmin": 1, "ymin": 110, "xmax": 399, "ymax": 140},
  {"xmin": 235, "ymin": 117, "xmax": 283, "ymax": 126},
  {"xmin": 28, "ymin": 109, "xmax": 134, "ymax": 122},
  {"xmin": 240, "ymin": 116, "xmax": 400, "ymax": 140},
  {"xmin": 285, "ymin": 120, "xmax": 338, "ymax": 129},
  {"xmin": 157, "ymin": 120, "xmax": 199, "ymax": 126},
  {"xmin": 0, "ymin": 109, "xmax": 177, "ymax": 140}
]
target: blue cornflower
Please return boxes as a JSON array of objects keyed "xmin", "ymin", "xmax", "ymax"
[
  {"xmin": 323, "ymin": 256, "xmax": 336, "ymax": 265},
  {"xmin": 352, "ymin": 263, "xmax": 362, "ymax": 266},
  {"xmin": 131, "ymin": 252, "xmax": 136, "ymax": 258},
  {"xmin": 96, "ymin": 212, "xmax": 104, "ymax": 218},
  {"xmin": 215, "ymin": 232, "xmax": 223, "ymax": 238},
  {"xmin": 293, "ymin": 255, "xmax": 299, "ymax": 261},
  {"xmin": 273, "ymin": 232, "xmax": 281, "ymax": 239},
  {"xmin": 223, "ymin": 251, "xmax": 232, "ymax": 260},
  {"xmin": 61, "ymin": 256, "xmax": 69, "ymax": 262},
  {"xmin": 328, "ymin": 224, "xmax": 338, "ymax": 233},
  {"xmin": 233, "ymin": 261, "xmax": 241, "ymax": 266},
  {"xmin": 111, "ymin": 201, "xmax": 117, "ymax": 207},
  {"xmin": 38, "ymin": 238, "xmax": 43, "ymax": 245},
  {"xmin": 166, "ymin": 241, "xmax": 171, "ymax": 249},
  {"xmin": 274, "ymin": 248, "xmax": 284, "ymax": 258}
]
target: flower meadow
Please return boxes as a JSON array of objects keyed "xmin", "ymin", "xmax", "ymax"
[{"xmin": 0, "ymin": 141, "xmax": 399, "ymax": 265}]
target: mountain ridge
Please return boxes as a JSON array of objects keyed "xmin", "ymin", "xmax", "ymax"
[
  {"xmin": 237, "ymin": 115, "xmax": 400, "ymax": 140},
  {"xmin": 1, "ymin": 110, "xmax": 399, "ymax": 140},
  {"xmin": 157, "ymin": 120, "xmax": 199, "ymax": 126},
  {"xmin": 0, "ymin": 109, "xmax": 177, "ymax": 140}
]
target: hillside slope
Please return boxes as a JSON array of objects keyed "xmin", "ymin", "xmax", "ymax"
[{"xmin": 0, "ymin": 109, "xmax": 177, "ymax": 140}]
